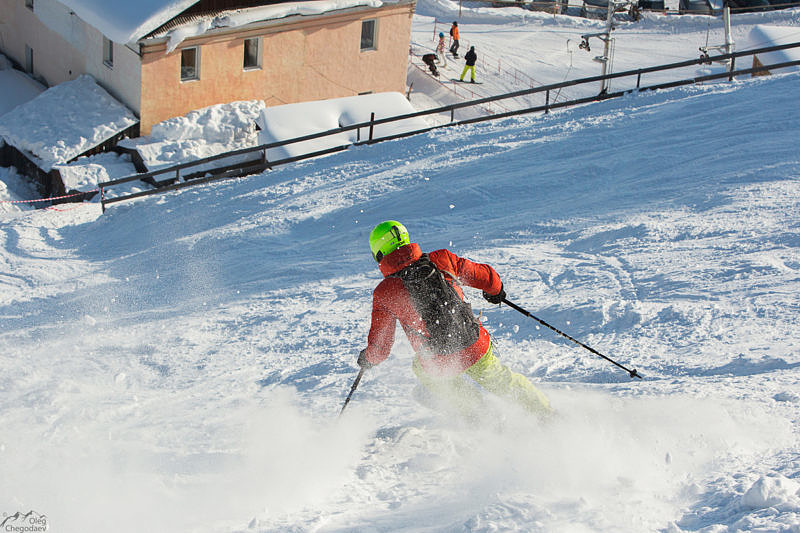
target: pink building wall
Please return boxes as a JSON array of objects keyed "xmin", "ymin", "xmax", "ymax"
[{"xmin": 140, "ymin": 2, "xmax": 414, "ymax": 134}]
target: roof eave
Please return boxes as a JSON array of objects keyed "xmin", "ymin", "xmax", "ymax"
[{"xmin": 137, "ymin": 0, "xmax": 414, "ymax": 48}]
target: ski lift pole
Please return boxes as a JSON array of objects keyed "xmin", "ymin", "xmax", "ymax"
[
  {"xmin": 339, "ymin": 367, "xmax": 366, "ymax": 417},
  {"xmin": 502, "ymin": 298, "xmax": 643, "ymax": 379}
]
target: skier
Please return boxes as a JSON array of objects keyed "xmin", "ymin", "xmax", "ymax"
[
  {"xmin": 436, "ymin": 32, "xmax": 447, "ymax": 66},
  {"xmin": 460, "ymin": 45, "xmax": 478, "ymax": 83},
  {"xmin": 357, "ymin": 221, "xmax": 551, "ymax": 421},
  {"xmin": 422, "ymin": 53, "xmax": 439, "ymax": 77},
  {"xmin": 449, "ymin": 21, "xmax": 460, "ymax": 58}
]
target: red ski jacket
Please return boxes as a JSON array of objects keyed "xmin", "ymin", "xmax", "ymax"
[{"xmin": 363, "ymin": 243, "xmax": 502, "ymax": 376}]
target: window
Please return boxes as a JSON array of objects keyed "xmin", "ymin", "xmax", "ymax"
[
  {"xmin": 360, "ymin": 19, "xmax": 376, "ymax": 51},
  {"xmin": 103, "ymin": 36, "xmax": 113, "ymax": 68},
  {"xmin": 25, "ymin": 0, "xmax": 33, "ymax": 10},
  {"xmin": 25, "ymin": 45, "xmax": 33, "ymax": 74},
  {"xmin": 243, "ymin": 37, "xmax": 261, "ymax": 70},
  {"xmin": 180, "ymin": 47, "xmax": 199, "ymax": 81}
]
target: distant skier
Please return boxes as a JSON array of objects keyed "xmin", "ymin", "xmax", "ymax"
[
  {"xmin": 357, "ymin": 221, "xmax": 551, "ymax": 421},
  {"xmin": 460, "ymin": 46, "xmax": 478, "ymax": 83},
  {"xmin": 422, "ymin": 53, "xmax": 440, "ymax": 77},
  {"xmin": 449, "ymin": 22, "xmax": 460, "ymax": 58},
  {"xmin": 436, "ymin": 32, "xmax": 447, "ymax": 66}
]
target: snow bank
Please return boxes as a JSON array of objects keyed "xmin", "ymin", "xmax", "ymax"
[
  {"xmin": 256, "ymin": 92, "xmax": 430, "ymax": 161},
  {"xmin": 0, "ymin": 166, "xmax": 38, "ymax": 215},
  {"xmin": 0, "ymin": 54, "xmax": 45, "ymax": 118},
  {"xmin": 746, "ymin": 25, "xmax": 800, "ymax": 73},
  {"xmin": 0, "ymin": 69, "xmax": 46, "ymax": 118},
  {"xmin": 0, "ymin": 75, "xmax": 138, "ymax": 171},
  {"xmin": 150, "ymin": 100, "xmax": 264, "ymax": 144},
  {"xmin": 56, "ymin": 152, "xmax": 139, "ymax": 192},
  {"xmin": 119, "ymin": 100, "xmax": 264, "ymax": 173},
  {"xmin": 415, "ymin": 0, "xmax": 603, "ymax": 28},
  {"xmin": 741, "ymin": 475, "xmax": 800, "ymax": 510}
]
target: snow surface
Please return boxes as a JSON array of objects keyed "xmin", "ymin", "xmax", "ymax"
[
  {"xmin": 256, "ymin": 92, "xmax": 429, "ymax": 161},
  {"xmin": 0, "ymin": 166, "xmax": 39, "ymax": 215},
  {"xmin": 0, "ymin": 55, "xmax": 45, "ymax": 118},
  {"xmin": 1, "ymin": 3, "xmax": 800, "ymax": 532},
  {"xmin": 747, "ymin": 24, "xmax": 800, "ymax": 70},
  {"xmin": 0, "ymin": 74, "xmax": 138, "ymax": 171}
]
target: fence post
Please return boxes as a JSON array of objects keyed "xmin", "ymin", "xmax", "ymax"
[
  {"xmin": 545, "ymin": 90, "xmax": 550, "ymax": 114},
  {"xmin": 450, "ymin": 108, "xmax": 455, "ymax": 122},
  {"xmin": 369, "ymin": 112, "xmax": 375, "ymax": 142},
  {"xmin": 729, "ymin": 56, "xmax": 736, "ymax": 82},
  {"xmin": 636, "ymin": 70, "xmax": 642, "ymax": 89}
]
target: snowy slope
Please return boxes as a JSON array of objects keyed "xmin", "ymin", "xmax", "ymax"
[
  {"xmin": 1, "ymin": 68, "xmax": 799, "ymax": 532},
  {"xmin": 2, "ymin": 2, "xmax": 800, "ymax": 531}
]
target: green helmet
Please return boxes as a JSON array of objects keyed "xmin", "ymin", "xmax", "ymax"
[{"xmin": 369, "ymin": 220, "xmax": 410, "ymax": 262}]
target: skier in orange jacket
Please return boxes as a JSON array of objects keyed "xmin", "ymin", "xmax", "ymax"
[
  {"xmin": 449, "ymin": 22, "xmax": 460, "ymax": 58},
  {"xmin": 358, "ymin": 221, "xmax": 551, "ymax": 420}
]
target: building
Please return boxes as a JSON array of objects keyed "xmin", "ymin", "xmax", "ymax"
[{"xmin": 0, "ymin": 0, "xmax": 416, "ymax": 134}]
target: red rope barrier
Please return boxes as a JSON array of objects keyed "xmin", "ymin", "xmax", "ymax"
[
  {"xmin": 44, "ymin": 203, "xmax": 93, "ymax": 212},
  {"xmin": 0, "ymin": 189, "xmax": 99, "ymax": 204}
]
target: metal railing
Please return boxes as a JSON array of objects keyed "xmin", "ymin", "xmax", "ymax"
[{"xmin": 99, "ymin": 41, "xmax": 800, "ymax": 210}]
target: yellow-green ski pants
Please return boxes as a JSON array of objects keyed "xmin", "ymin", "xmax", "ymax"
[
  {"xmin": 460, "ymin": 64, "xmax": 475, "ymax": 82},
  {"xmin": 412, "ymin": 343, "xmax": 551, "ymax": 416}
]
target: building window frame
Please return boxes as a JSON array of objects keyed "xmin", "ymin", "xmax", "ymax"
[
  {"xmin": 103, "ymin": 36, "xmax": 114, "ymax": 69},
  {"xmin": 243, "ymin": 37, "xmax": 262, "ymax": 70},
  {"xmin": 25, "ymin": 44, "xmax": 33, "ymax": 74},
  {"xmin": 360, "ymin": 19, "xmax": 377, "ymax": 52},
  {"xmin": 180, "ymin": 46, "xmax": 200, "ymax": 82}
]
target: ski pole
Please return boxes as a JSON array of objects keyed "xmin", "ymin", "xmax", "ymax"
[
  {"xmin": 502, "ymin": 298, "xmax": 643, "ymax": 379},
  {"xmin": 339, "ymin": 367, "xmax": 366, "ymax": 417}
]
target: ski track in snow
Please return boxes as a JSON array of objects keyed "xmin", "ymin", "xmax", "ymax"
[{"xmin": 2, "ymin": 16, "xmax": 800, "ymax": 533}]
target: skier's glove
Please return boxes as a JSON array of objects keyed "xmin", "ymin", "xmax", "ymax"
[
  {"xmin": 482, "ymin": 283, "xmax": 506, "ymax": 305},
  {"xmin": 357, "ymin": 349, "xmax": 375, "ymax": 370}
]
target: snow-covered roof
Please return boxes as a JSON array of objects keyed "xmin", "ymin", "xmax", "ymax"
[
  {"xmin": 57, "ymin": 0, "xmax": 388, "ymax": 46},
  {"xmin": 0, "ymin": 75, "xmax": 138, "ymax": 171},
  {"xmin": 161, "ymin": 0, "xmax": 385, "ymax": 52},
  {"xmin": 746, "ymin": 25, "xmax": 800, "ymax": 72},
  {"xmin": 256, "ymin": 92, "xmax": 429, "ymax": 161},
  {"xmin": 57, "ymin": 0, "xmax": 199, "ymax": 45}
]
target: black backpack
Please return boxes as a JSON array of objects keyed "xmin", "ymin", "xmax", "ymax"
[{"xmin": 393, "ymin": 254, "xmax": 480, "ymax": 355}]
